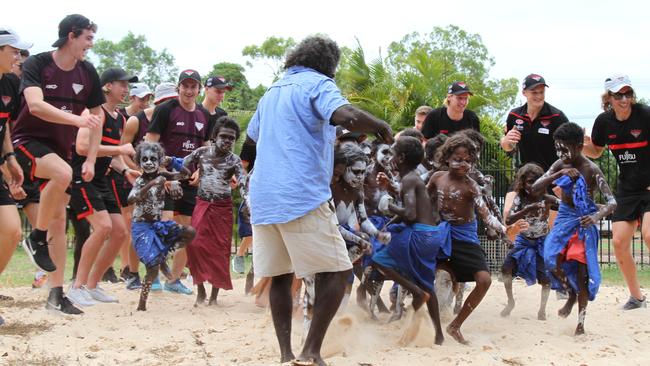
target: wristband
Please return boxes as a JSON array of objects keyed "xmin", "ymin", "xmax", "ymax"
[{"xmin": 3, "ymin": 152, "xmax": 16, "ymax": 160}]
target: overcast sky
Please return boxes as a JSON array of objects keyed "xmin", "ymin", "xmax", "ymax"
[{"xmin": 5, "ymin": 0, "xmax": 649, "ymax": 129}]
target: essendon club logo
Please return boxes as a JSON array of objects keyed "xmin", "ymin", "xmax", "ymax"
[
  {"xmin": 530, "ymin": 74, "xmax": 542, "ymax": 81},
  {"xmin": 541, "ymin": 120, "xmax": 550, "ymax": 127},
  {"xmin": 631, "ymin": 129, "xmax": 642, "ymax": 138},
  {"xmin": 1, "ymin": 95, "xmax": 11, "ymax": 106}
]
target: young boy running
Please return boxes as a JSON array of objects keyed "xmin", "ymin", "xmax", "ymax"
[
  {"xmin": 427, "ymin": 134, "xmax": 508, "ymax": 344},
  {"xmin": 182, "ymin": 116, "xmax": 246, "ymax": 306},
  {"xmin": 371, "ymin": 136, "xmax": 446, "ymax": 345},
  {"xmin": 531, "ymin": 122, "xmax": 616, "ymax": 335}
]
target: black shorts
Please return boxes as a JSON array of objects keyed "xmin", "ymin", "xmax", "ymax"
[
  {"xmin": 0, "ymin": 183, "xmax": 14, "ymax": 206},
  {"xmin": 439, "ymin": 239, "xmax": 490, "ymax": 283},
  {"xmin": 612, "ymin": 192, "xmax": 650, "ymax": 222},
  {"xmin": 163, "ymin": 182, "xmax": 197, "ymax": 217},
  {"xmin": 15, "ymin": 140, "xmax": 54, "ymax": 205},
  {"xmin": 107, "ymin": 169, "xmax": 132, "ymax": 208},
  {"xmin": 70, "ymin": 177, "xmax": 120, "ymax": 219}
]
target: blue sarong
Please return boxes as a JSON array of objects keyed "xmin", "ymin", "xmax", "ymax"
[
  {"xmin": 372, "ymin": 222, "xmax": 450, "ymax": 291},
  {"xmin": 362, "ymin": 215, "xmax": 392, "ymax": 267},
  {"xmin": 506, "ymin": 234, "xmax": 548, "ymax": 286},
  {"xmin": 543, "ymin": 175, "xmax": 600, "ymax": 300},
  {"xmin": 450, "ymin": 220, "xmax": 480, "ymax": 245},
  {"xmin": 132, "ymin": 220, "xmax": 183, "ymax": 267}
]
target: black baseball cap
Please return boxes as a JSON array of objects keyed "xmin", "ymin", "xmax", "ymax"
[
  {"xmin": 522, "ymin": 74, "xmax": 548, "ymax": 90},
  {"xmin": 447, "ymin": 81, "xmax": 473, "ymax": 96},
  {"xmin": 178, "ymin": 69, "xmax": 201, "ymax": 85},
  {"xmin": 52, "ymin": 14, "xmax": 96, "ymax": 48},
  {"xmin": 205, "ymin": 76, "xmax": 233, "ymax": 90},
  {"xmin": 100, "ymin": 68, "xmax": 138, "ymax": 86}
]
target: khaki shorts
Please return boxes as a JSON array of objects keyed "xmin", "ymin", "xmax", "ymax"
[{"xmin": 252, "ymin": 201, "xmax": 352, "ymax": 279}]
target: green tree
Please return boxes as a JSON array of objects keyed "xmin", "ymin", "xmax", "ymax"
[
  {"xmin": 242, "ymin": 36, "xmax": 296, "ymax": 81},
  {"xmin": 336, "ymin": 26, "xmax": 519, "ymax": 133},
  {"xmin": 91, "ymin": 32, "xmax": 178, "ymax": 88},
  {"xmin": 207, "ymin": 62, "xmax": 259, "ymax": 110}
]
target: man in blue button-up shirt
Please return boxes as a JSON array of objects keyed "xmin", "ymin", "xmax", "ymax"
[{"xmin": 246, "ymin": 35, "xmax": 393, "ymax": 366}]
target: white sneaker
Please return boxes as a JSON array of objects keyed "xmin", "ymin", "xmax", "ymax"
[
  {"xmin": 67, "ymin": 287, "xmax": 97, "ymax": 307},
  {"xmin": 86, "ymin": 286, "xmax": 119, "ymax": 303}
]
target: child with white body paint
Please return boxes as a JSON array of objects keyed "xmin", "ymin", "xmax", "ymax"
[{"xmin": 182, "ymin": 116, "xmax": 247, "ymax": 306}]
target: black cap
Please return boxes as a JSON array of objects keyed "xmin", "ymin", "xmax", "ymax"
[
  {"xmin": 178, "ymin": 69, "xmax": 201, "ymax": 85},
  {"xmin": 522, "ymin": 74, "xmax": 548, "ymax": 90},
  {"xmin": 52, "ymin": 14, "xmax": 95, "ymax": 48},
  {"xmin": 447, "ymin": 81, "xmax": 473, "ymax": 96},
  {"xmin": 100, "ymin": 68, "xmax": 138, "ymax": 86},
  {"xmin": 205, "ymin": 76, "xmax": 233, "ymax": 90}
]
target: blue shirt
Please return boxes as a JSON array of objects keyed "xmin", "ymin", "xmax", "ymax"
[{"xmin": 247, "ymin": 66, "xmax": 349, "ymax": 225}]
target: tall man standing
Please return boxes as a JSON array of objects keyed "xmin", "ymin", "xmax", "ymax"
[
  {"xmin": 12, "ymin": 14, "xmax": 103, "ymax": 314},
  {"xmin": 247, "ymin": 35, "xmax": 393, "ymax": 366}
]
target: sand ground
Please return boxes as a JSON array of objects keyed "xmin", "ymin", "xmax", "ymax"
[{"xmin": 0, "ymin": 278, "xmax": 649, "ymax": 365}]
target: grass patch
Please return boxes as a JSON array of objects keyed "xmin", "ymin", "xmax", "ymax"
[
  {"xmin": 601, "ymin": 264, "xmax": 650, "ymax": 287},
  {"xmin": 1, "ymin": 246, "xmax": 253, "ymax": 287}
]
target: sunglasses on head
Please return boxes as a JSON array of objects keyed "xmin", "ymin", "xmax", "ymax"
[{"xmin": 610, "ymin": 90, "xmax": 634, "ymax": 100}]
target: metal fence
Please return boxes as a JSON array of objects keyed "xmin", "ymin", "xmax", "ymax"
[{"xmin": 18, "ymin": 141, "xmax": 647, "ymax": 271}]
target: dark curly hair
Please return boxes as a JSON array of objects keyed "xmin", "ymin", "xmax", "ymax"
[
  {"xmin": 394, "ymin": 136, "xmax": 423, "ymax": 170},
  {"xmin": 458, "ymin": 128, "xmax": 485, "ymax": 151},
  {"xmin": 134, "ymin": 141, "xmax": 165, "ymax": 168},
  {"xmin": 553, "ymin": 122, "xmax": 583, "ymax": 146},
  {"xmin": 284, "ymin": 36, "xmax": 340, "ymax": 78},
  {"xmin": 436, "ymin": 134, "xmax": 478, "ymax": 169},
  {"xmin": 400, "ymin": 128, "xmax": 425, "ymax": 141},
  {"xmin": 512, "ymin": 163, "xmax": 544, "ymax": 196},
  {"xmin": 210, "ymin": 116, "xmax": 241, "ymax": 141},
  {"xmin": 425, "ymin": 134, "xmax": 448, "ymax": 160},
  {"xmin": 335, "ymin": 142, "xmax": 368, "ymax": 167}
]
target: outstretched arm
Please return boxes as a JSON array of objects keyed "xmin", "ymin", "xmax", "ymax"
[
  {"xmin": 473, "ymin": 182, "xmax": 506, "ymax": 236},
  {"xmin": 330, "ymin": 105, "xmax": 394, "ymax": 145},
  {"xmin": 580, "ymin": 166, "xmax": 617, "ymax": 227}
]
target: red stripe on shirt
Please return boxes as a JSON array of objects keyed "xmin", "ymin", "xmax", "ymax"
[
  {"xmin": 101, "ymin": 136, "xmax": 121, "ymax": 145},
  {"xmin": 609, "ymin": 141, "xmax": 648, "ymax": 150}
]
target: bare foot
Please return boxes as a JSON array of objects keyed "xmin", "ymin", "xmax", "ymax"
[
  {"xmin": 574, "ymin": 323, "xmax": 585, "ymax": 335},
  {"xmin": 208, "ymin": 299, "xmax": 217, "ymax": 307},
  {"xmin": 558, "ymin": 301, "xmax": 575, "ymax": 318},
  {"xmin": 137, "ymin": 303, "xmax": 146, "ymax": 311},
  {"xmin": 500, "ymin": 300, "xmax": 515, "ymax": 317},
  {"xmin": 446, "ymin": 324, "xmax": 469, "ymax": 345},
  {"xmin": 434, "ymin": 333, "xmax": 444, "ymax": 346},
  {"xmin": 537, "ymin": 310, "xmax": 547, "ymax": 320}
]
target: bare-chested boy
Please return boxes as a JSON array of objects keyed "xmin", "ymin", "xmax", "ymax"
[
  {"xmin": 427, "ymin": 134, "xmax": 508, "ymax": 344},
  {"xmin": 501, "ymin": 163, "xmax": 559, "ymax": 320},
  {"xmin": 182, "ymin": 116, "xmax": 246, "ymax": 306},
  {"xmin": 371, "ymin": 136, "xmax": 446, "ymax": 345},
  {"xmin": 127, "ymin": 142, "xmax": 195, "ymax": 311},
  {"xmin": 531, "ymin": 122, "xmax": 616, "ymax": 335}
]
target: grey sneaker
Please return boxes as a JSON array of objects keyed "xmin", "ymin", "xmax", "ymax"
[
  {"xmin": 86, "ymin": 286, "xmax": 119, "ymax": 303},
  {"xmin": 623, "ymin": 296, "xmax": 647, "ymax": 310},
  {"xmin": 67, "ymin": 287, "xmax": 96, "ymax": 307},
  {"xmin": 232, "ymin": 255, "xmax": 245, "ymax": 274}
]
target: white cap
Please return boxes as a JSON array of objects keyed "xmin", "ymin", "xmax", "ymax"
[
  {"xmin": 153, "ymin": 82, "xmax": 178, "ymax": 104},
  {"xmin": 604, "ymin": 74, "xmax": 632, "ymax": 93},
  {"xmin": 130, "ymin": 83, "xmax": 153, "ymax": 98},
  {"xmin": 0, "ymin": 28, "xmax": 32, "ymax": 50}
]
